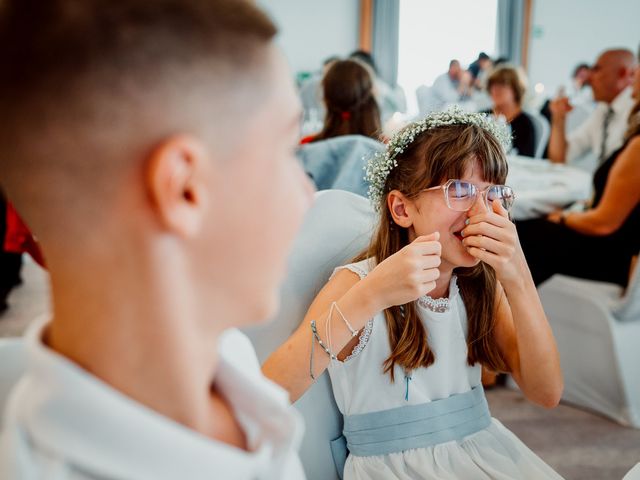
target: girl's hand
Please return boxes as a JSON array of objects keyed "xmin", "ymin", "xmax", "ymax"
[
  {"xmin": 461, "ymin": 200, "xmax": 531, "ymax": 288},
  {"xmin": 364, "ymin": 232, "xmax": 441, "ymax": 311}
]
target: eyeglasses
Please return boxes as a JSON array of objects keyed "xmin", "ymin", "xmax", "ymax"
[{"xmin": 418, "ymin": 179, "xmax": 515, "ymax": 212}]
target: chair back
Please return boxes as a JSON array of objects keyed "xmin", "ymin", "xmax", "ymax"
[
  {"xmin": 527, "ymin": 111, "xmax": 550, "ymax": 158},
  {"xmin": 615, "ymin": 260, "xmax": 640, "ymax": 322},
  {"xmin": 244, "ymin": 190, "xmax": 377, "ymax": 480},
  {"xmin": 0, "ymin": 338, "xmax": 27, "ymax": 428},
  {"xmin": 297, "ymin": 135, "xmax": 384, "ymax": 197}
]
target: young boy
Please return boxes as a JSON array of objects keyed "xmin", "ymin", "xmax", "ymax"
[{"xmin": 0, "ymin": 0, "xmax": 314, "ymax": 478}]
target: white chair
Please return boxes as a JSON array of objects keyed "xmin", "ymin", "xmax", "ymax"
[
  {"xmin": 297, "ymin": 135, "xmax": 385, "ymax": 198},
  {"xmin": 244, "ymin": 190, "xmax": 376, "ymax": 480},
  {"xmin": 537, "ymin": 263, "xmax": 640, "ymax": 427},
  {"xmin": 624, "ymin": 462, "xmax": 640, "ymax": 480},
  {"xmin": 526, "ymin": 111, "xmax": 550, "ymax": 159},
  {"xmin": 0, "ymin": 338, "xmax": 27, "ymax": 427}
]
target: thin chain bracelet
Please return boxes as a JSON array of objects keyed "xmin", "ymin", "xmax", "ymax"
[
  {"xmin": 309, "ymin": 319, "xmax": 336, "ymax": 380},
  {"xmin": 332, "ymin": 301, "xmax": 358, "ymax": 337}
]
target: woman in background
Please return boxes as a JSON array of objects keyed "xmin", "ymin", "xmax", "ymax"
[
  {"xmin": 517, "ymin": 57, "xmax": 640, "ymax": 287},
  {"xmin": 483, "ymin": 65, "xmax": 536, "ymax": 157},
  {"xmin": 301, "ymin": 59, "xmax": 381, "ymax": 144}
]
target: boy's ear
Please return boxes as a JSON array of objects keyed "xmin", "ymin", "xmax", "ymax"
[
  {"xmin": 145, "ymin": 135, "xmax": 210, "ymax": 237},
  {"xmin": 387, "ymin": 190, "xmax": 413, "ymax": 228}
]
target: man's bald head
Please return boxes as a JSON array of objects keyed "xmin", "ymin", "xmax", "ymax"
[
  {"xmin": 0, "ymin": 0, "xmax": 277, "ymax": 239},
  {"xmin": 591, "ymin": 48, "xmax": 637, "ymax": 103}
]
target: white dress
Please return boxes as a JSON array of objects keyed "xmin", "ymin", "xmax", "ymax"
[{"xmin": 327, "ymin": 258, "xmax": 563, "ymax": 480}]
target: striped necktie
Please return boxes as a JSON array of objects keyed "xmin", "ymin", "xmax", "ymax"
[{"xmin": 599, "ymin": 106, "xmax": 614, "ymax": 163}]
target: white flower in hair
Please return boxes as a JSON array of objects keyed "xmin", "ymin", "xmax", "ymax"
[{"xmin": 364, "ymin": 107, "xmax": 512, "ymax": 211}]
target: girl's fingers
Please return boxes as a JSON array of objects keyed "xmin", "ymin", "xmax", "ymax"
[
  {"xmin": 414, "ymin": 241, "xmax": 442, "ymax": 257},
  {"xmin": 462, "ymin": 234, "xmax": 509, "ymax": 257},
  {"xmin": 420, "ymin": 268, "xmax": 440, "ymax": 283},
  {"xmin": 467, "ymin": 210, "xmax": 510, "ymax": 229},
  {"xmin": 419, "ymin": 254, "xmax": 441, "ymax": 270},
  {"xmin": 462, "ymin": 222, "xmax": 507, "ymax": 242},
  {"xmin": 465, "ymin": 246, "xmax": 502, "ymax": 266}
]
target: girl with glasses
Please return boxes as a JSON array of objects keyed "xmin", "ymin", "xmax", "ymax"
[{"xmin": 264, "ymin": 111, "xmax": 564, "ymax": 480}]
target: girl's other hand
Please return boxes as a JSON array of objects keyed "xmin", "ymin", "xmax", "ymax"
[{"xmin": 364, "ymin": 231, "xmax": 441, "ymax": 310}]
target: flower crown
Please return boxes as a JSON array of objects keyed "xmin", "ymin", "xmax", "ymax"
[{"xmin": 364, "ymin": 107, "xmax": 512, "ymax": 211}]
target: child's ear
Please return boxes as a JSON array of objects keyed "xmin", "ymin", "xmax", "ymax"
[
  {"xmin": 387, "ymin": 190, "xmax": 413, "ymax": 228},
  {"xmin": 144, "ymin": 135, "xmax": 210, "ymax": 238}
]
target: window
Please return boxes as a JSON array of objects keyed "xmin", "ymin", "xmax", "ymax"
[{"xmin": 397, "ymin": 0, "xmax": 498, "ymax": 116}]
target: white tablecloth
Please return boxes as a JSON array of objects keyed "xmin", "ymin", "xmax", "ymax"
[{"xmin": 507, "ymin": 155, "xmax": 592, "ymax": 220}]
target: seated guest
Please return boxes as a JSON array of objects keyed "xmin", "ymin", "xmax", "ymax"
[
  {"xmin": 483, "ymin": 65, "xmax": 536, "ymax": 157},
  {"xmin": 298, "ymin": 55, "xmax": 339, "ymax": 119},
  {"xmin": 548, "ymin": 49, "xmax": 637, "ymax": 166},
  {"xmin": 468, "ymin": 52, "xmax": 493, "ymax": 89},
  {"xmin": 431, "ymin": 59, "xmax": 473, "ymax": 107},
  {"xmin": 0, "ymin": 0, "xmax": 313, "ymax": 478},
  {"xmin": 301, "ymin": 59, "xmax": 382, "ymax": 144},
  {"xmin": 517, "ymin": 57, "xmax": 640, "ymax": 287},
  {"xmin": 567, "ymin": 62, "xmax": 594, "ymax": 106},
  {"xmin": 349, "ymin": 50, "xmax": 407, "ymax": 121}
]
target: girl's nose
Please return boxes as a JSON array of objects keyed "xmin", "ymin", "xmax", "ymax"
[{"xmin": 467, "ymin": 191, "xmax": 489, "ymax": 216}]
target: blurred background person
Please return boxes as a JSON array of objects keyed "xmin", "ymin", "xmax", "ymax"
[
  {"xmin": 431, "ymin": 59, "xmax": 473, "ymax": 108},
  {"xmin": 483, "ymin": 65, "xmax": 536, "ymax": 157},
  {"xmin": 548, "ymin": 48, "xmax": 637, "ymax": 166},
  {"xmin": 518, "ymin": 52, "xmax": 640, "ymax": 288},
  {"xmin": 468, "ymin": 52, "xmax": 493, "ymax": 90},
  {"xmin": 567, "ymin": 62, "xmax": 594, "ymax": 106},
  {"xmin": 298, "ymin": 55, "xmax": 340, "ymax": 129},
  {"xmin": 349, "ymin": 49, "xmax": 407, "ymax": 123},
  {"xmin": 300, "ymin": 59, "xmax": 381, "ymax": 144}
]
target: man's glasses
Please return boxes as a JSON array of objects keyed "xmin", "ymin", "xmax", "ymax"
[{"xmin": 418, "ymin": 179, "xmax": 515, "ymax": 212}]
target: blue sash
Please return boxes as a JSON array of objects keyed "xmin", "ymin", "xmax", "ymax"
[{"xmin": 330, "ymin": 386, "xmax": 491, "ymax": 478}]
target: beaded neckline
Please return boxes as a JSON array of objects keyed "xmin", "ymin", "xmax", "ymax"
[
  {"xmin": 417, "ymin": 276, "xmax": 459, "ymax": 313},
  {"xmin": 417, "ymin": 296, "xmax": 451, "ymax": 313}
]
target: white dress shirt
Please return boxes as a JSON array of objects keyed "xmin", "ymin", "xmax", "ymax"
[
  {"xmin": 566, "ymin": 87, "xmax": 635, "ymax": 163},
  {"xmin": 431, "ymin": 73, "xmax": 463, "ymax": 106},
  {"xmin": 0, "ymin": 320, "xmax": 305, "ymax": 480}
]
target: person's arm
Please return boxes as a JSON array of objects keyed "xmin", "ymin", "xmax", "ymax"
[
  {"xmin": 547, "ymin": 97, "xmax": 572, "ymax": 163},
  {"xmin": 263, "ymin": 269, "xmax": 380, "ymax": 402},
  {"xmin": 548, "ymin": 136, "xmax": 640, "ymax": 235},
  {"xmin": 462, "ymin": 201, "xmax": 563, "ymax": 408},
  {"xmin": 262, "ymin": 233, "xmax": 441, "ymax": 403}
]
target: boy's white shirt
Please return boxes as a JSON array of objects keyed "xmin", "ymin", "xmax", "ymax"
[{"xmin": 0, "ymin": 318, "xmax": 305, "ymax": 480}]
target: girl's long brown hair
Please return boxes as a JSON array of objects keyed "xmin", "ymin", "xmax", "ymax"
[
  {"xmin": 313, "ymin": 59, "xmax": 381, "ymax": 142},
  {"xmin": 355, "ymin": 124, "xmax": 510, "ymax": 381}
]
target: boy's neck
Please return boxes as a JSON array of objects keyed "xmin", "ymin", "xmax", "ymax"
[{"xmin": 45, "ymin": 254, "xmax": 230, "ymax": 439}]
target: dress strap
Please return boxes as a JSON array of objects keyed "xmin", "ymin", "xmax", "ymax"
[{"xmin": 330, "ymin": 259, "xmax": 373, "ymax": 281}]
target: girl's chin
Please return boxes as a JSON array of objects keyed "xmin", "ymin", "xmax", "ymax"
[{"xmin": 446, "ymin": 249, "xmax": 481, "ymax": 269}]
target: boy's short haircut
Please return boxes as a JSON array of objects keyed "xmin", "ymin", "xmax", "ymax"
[{"xmin": 0, "ymin": 0, "xmax": 277, "ymax": 214}]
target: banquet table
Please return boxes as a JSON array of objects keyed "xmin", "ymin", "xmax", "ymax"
[{"xmin": 506, "ymin": 155, "xmax": 592, "ymax": 221}]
